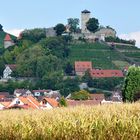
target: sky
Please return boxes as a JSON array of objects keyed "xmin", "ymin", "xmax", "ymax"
[{"xmin": 0, "ymin": 0, "xmax": 140, "ymax": 47}]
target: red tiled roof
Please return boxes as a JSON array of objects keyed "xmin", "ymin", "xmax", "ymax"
[
  {"xmin": 67, "ymin": 100, "xmax": 101, "ymax": 107},
  {"xmin": 18, "ymin": 96, "xmax": 40, "ymax": 109},
  {"xmin": 75, "ymin": 61, "xmax": 92, "ymax": 72},
  {"xmin": 90, "ymin": 94, "xmax": 105, "ymax": 100},
  {"xmin": 43, "ymin": 98, "xmax": 59, "ymax": 107},
  {"xmin": 90, "ymin": 69, "xmax": 124, "ymax": 78},
  {"xmin": 0, "ymin": 92, "xmax": 9, "ymax": 96},
  {"xmin": 0, "ymin": 102, "xmax": 11, "ymax": 107},
  {"xmin": 4, "ymin": 34, "xmax": 12, "ymax": 41},
  {"xmin": 0, "ymin": 92, "xmax": 10, "ymax": 99}
]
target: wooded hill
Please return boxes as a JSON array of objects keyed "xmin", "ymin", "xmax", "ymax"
[{"xmin": 0, "ymin": 28, "xmax": 140, "ymax": 96}]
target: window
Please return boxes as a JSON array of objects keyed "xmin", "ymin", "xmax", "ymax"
[{"xmin": 16, "ymin": 100, "xmax": 20, "ymax": 104}]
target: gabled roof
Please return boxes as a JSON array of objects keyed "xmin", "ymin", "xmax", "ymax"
[
  {"xmin": 81, "ymin": 10, "xmax": 91, "ymax": 13},
  {"xmin": 43, "ymin": 98, "xmax": 59, "ymax": 107},
  {"xmin": 14, "ymin": 89, "xmax": 32, "ymax": 95},
  {"xmin": 0, "ymin": 102, "xmax": 11, "ymax": 107},
  {"xmin": 5, "ymin": 64, "xmax": 16, "ymax": 71},
  {"xmin": 0, "ymin": 92, "xmax": 10, "ymax": 100},
  {"xmin": 0, "ymin": 92, "xmax": 9, "ymax": 96},
  {"xmin": 90, "ymin": 94, "xmax": 105, "ymax": 100},
  {"xmin": 90, "ymin": 69, "xmax": 124, "ymax": 78},
  {"xmin": 4, "ymin": 34, "xmax": 12, "ymax": 41},
  {"xmin": 75, "ymin": 61, "xmax": 92, "ymax": 72},
  {"xmin": 18, "ymin": 96, "xmax": 40, "ymax": 109}
]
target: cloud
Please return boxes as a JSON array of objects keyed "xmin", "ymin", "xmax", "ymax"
[
  {"xmin": 5, "ymin": 29, "xmax": 24, "ymax": 37},
  {"xmin": 119, "ymin": 31, "xmax": 140, "ymax": 48}
]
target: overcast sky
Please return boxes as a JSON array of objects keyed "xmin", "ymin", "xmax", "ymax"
[{"xmin": 1, "ymin": 0, "xmax": 140, "ymax": 47}]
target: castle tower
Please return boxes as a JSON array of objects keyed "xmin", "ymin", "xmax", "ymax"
[
  {"xmin": 4, "ymin": 34, "xmax": 14, "ymax": 49},
  {"xmin": 81, "ymin": 10, "xmax": 91, "ymax": 33}
]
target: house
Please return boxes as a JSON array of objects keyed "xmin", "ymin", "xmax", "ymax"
[
  {"xmin": 75, "ymin": 61, "xmax": 92, "ymax": 76},
  {"xmin": 90, "ymin": 69, "xmax": 124, "ymax": 78},
  {"xmin": 79, "ymin": 83, "xmax": 88, "ymax": 90},
  {"xmin": 40, "ymin": 97, "xmax": 59, "ymax": 109},
  {"xmin": 8, "ymin": 96, "xmax": 40, "ymax": 109},
  {"xmin": 89, "ymin": 94, "xmax": 105, "ymax": 101},
  {"xmin": 4, "ymin": 34, "xmax": 15, "ymax": 49},
  {"xmin": 3, "ymin": 64, "xmax": 16, "ymax": 79},
  {"xmin": 33, "ymin": 90, "xmax": 61, "ymax": 100},
  {"xmin": 14, "ymin": 89, "xmax": 32, "ymax": 97},
  {"xmin": 0, "ymin": 92, "xmax": 10, "ymax": 100},
  {"xmin": 111, "ymin": 91, "xmax": 122, "ymax": 103}
]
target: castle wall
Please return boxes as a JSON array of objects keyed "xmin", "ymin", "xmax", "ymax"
[{"xmin": 94, "ymin": 28, "xmax": 116, "ymax": 38}]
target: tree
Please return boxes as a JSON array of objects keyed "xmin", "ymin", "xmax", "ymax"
[
  {"xmin": 59, "ymin": 96, "xmax": 67, "ymax": 107},
  {"xmin": 41, "ymin": 71, "xmax": 63, "ymax": 90},
  {"xmin": 68, "ymin": 18, "xmax": 80, "ymax": 33},
  {"xmin": 71, "ymin": 90, "xmax": 90, "ymax": 100},
  {"xmin": 54, "ymin": 24, "xmax": 66, "ymax": 36},
  {"xmin": 0, "ymin": 57, "xmax": 5, "ymax": 76},
  {"xmin": 82, "ymin": 70, "xmax": 93, "ymax": 87},
  {"xmin": 21, "ymin": 28, "xmax": 46, "ymax": 43},
  {"xmin": 86, "ymin": 18, "xmax": 99, "ymax": 33},
  {"xmin": 122, "ymin": 66, "xmax": 140, "ymax": 102},
  {"xmin": 64, "ymin": 62, "xmax": 74, "ymax": 75},
  {"xmin": 59, "ymin": 78, "xmax": 80, "ymax": 97},
  {"xmin": 3, "ymin": 50, "xmax": 13, "ymax": 64},
  {"xmin": 0, "ymin": 24, "xmax": 3, "ymax": 31}
]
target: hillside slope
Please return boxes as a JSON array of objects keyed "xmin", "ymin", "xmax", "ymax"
[{"xmin": 68, "ymin": 42, "xmax": 140, "ymax": 69}]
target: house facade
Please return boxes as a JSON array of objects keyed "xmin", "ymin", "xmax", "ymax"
[
  {"xmin": 3, "ymin": 64, "xmax": 16, "ymax": 79},
  {"xmin": 14, "ymin": 89, "xmax": 32, "ymax": 97},
  {"xmin": 4, "ymin": 34, "xmax": 15, "ymax": 49},
  {"xmin": 75, "ymin": 61, "xmax": 92, "ymax": 76},
  {"xmin": 40, "ymin": 97, "xmax": 59, "ymax": 109},
  {"xmin": 8, "ymin": 96, "xmax": 40, "ymax": 109}
]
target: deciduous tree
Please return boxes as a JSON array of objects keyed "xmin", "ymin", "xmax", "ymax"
[
  {"xmin": 122, "ymin": 66, "xmax": 140, "ymax": 102},
  {"xmin": 86, "ymin": 18, "xmax": 99, "ymax": 33}
]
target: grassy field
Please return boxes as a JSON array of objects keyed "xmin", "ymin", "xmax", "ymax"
[{"xmin": 0, "ymin": 103, "xmax": 140, "ymax": 140}]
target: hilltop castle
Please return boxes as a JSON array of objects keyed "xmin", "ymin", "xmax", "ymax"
[{"xmin": 46, "ymin": 10, "xmax": 116, "ymax": 41}]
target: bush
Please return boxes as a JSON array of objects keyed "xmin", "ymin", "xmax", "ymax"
[{"xmin": 71, "ymin": 90, "xmax": 90, "ymax": 100}]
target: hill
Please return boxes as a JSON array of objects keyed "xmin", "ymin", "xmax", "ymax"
[
  {"xmin": 68, "ymin": 42, "xmax": 140, "ymax": 69},
  {"xmin": 0, "ymin": 31, "xmax": 16, "ymax": 49}
]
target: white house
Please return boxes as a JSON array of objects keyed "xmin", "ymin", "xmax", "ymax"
[
  {"xmin": 4, "ymin": 34, "xmax": 15, "ymax": 49},
  {"xmin": 3, "ymin": 64, "xmax": 16, "ymax": 79},
  {"xmin": 32, "ymin": 90, "xmax": 61, "ymax": 100},
  {"xmin": 14, "ymin": 89, "xmax": 32, "ymax": 97},
  {"xmin": 0, "ymin": 103, "xmax": 5, "ymax": 110},
  {"xmin": 8, "ymin": 96, "xmax": 40, "ymax": 109},
  {"xmin": 40, "ymin": 97, "xmax": 59, "ymax": 109}
]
